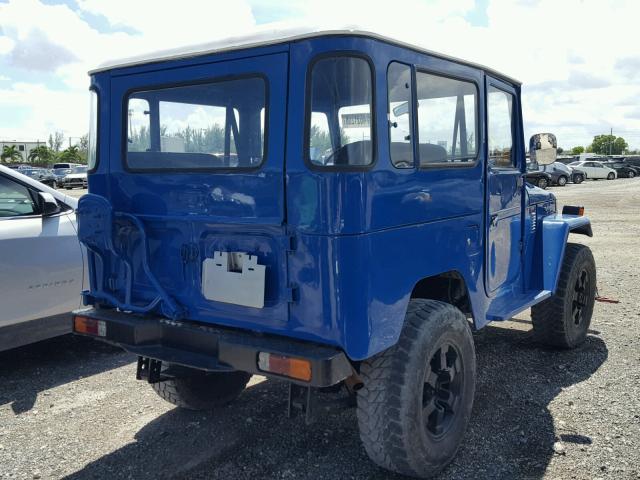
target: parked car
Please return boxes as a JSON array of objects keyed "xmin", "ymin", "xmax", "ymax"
[
  {"xmin": 567, "ymin": 160, "xmax": 617, "ymax": 180},
  {"xmin": 534, "ymin": 161, "xmax": 575, "ymax": 186},
  {"xmin": 52, "ymin": 162, "xmax": 82, "ymax": 170},
  {"xmin": 570, "ymin": 168, "xmax": 586, "ymax": 184},
  {"xmin": 73, "ymin": 30, "xmax": 597, "ymax": 478},
  {"xmin": 21, "ymin": 167, "xmax": 56, "ymax": 187},
  {"xmin": 524, "ymin": 167, "xmax": 552, "ymax": 189},
  {"xmin": 0, "ymin": 165, "xmax": 84, "ymax": 351},
  {"xmin": 60, "ymin": 166, "xmax": 89, "ymax": 189},
  {"xmin": 623, "ymin": 156, "xmax": 640, "ymax": 169},
  {"xmin": 52, "ymin": 167, "xmax": 72, "ymax": 187},
  {"xmin": 603, "ymin": 161, "xmax": 638, "ymax": 178}
]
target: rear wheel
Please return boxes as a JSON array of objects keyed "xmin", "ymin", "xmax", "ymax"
[
  {"xmin": 557, "ymin": 175, "xmax": 568, "ymax": 186},
  {"xmin": 531, "ymin": 243, "xmax": 596, "ymax": 348},
  {"xmin": 357, "ymin": 300, "xmax": 476, "ymax": 478},
  {"xmin": 537, "ymin": 177, "xmax": 549, "ymax": 189},
  {"xmin": 152, "ymin": 367, "xmax": 252, "ymax": 410},
  {"xmin": 607, "ymin": 172, "xmax": 615, "ymax": 180}
]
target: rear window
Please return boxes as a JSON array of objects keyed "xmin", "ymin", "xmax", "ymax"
[{"xmin": 125, "ymin": 76, "xmax": 266, "ymax": 170}]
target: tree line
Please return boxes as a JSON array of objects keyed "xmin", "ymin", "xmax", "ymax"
[{"xmin": 568, "ymin": 134, "xmax": 637, "ymax": 156}]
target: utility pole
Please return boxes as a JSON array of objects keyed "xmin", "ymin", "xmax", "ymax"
[{"xmin": 610, "ymin": 128, "xmax": 613, "ymax": 156}]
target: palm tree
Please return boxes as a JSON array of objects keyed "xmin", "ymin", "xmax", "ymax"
[
  {"xmin": 1, "ymin": 145, "xmax": 22, "ymax": 163},
  {"xmin": 58, "ymin": 145, "xmax": 82, "ymax": 163},
  {"xmin": 28, "ymin": 145, "xmax": 53, "ymax": 164}
]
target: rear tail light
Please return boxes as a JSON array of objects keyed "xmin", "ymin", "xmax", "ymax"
[
  {"xmin": 257, "ymin": 352, "xmax": 311, "ymax": 382},
  {"xmin": 73, "ymin": 315, "xmax": 106, "ymax": 337}
]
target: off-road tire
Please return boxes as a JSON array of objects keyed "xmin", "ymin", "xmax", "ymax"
[
  {"xmin": 152, "ymin": 368, "xmax": 251, "ymax": 410},
  {"xmin": 607, "ymin": 172, "xmax": 615, "ymax": 180},
  {"xmin": 557, "ymin": 175, "xmax": 568, "ymax": 186},
  {"xmin": 531, "ymin": 243, "xmax": 596, "ymax": 348},
  {"xmin": 357, "ymin": 300, "xmax": 476, "ymax": 478},
  {"xmin": 537, "ymin": 177, "xmax": 549, "ymax": 189},
  {"xmin": 573, "ymin": 174, "xmax": 584, "ymax": 184}
]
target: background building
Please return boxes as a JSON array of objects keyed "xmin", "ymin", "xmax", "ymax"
[{"xmin": 0, "ymin": 140, "xmax": 47, "ymax": 162}]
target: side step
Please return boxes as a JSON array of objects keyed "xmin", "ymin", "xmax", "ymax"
[{"xmin": 486, "ymin": 290, "xmax": 552, "ymax": 321}]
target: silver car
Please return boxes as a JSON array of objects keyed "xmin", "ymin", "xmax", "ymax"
[{"xmin": 0, "ymin": 165, "xmax": 85, "ymax": 351}]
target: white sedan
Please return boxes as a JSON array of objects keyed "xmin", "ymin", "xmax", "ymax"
[
  {"xmin": 568, "ymin": 160, "xmax": 617, "ymax": 180},
  {"xmin": 0, "ymin": 165, "xmax": 85, "ymax": 351}
]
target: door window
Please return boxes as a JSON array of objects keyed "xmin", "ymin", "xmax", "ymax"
[
  {"xmin": 488, "ymin": 86, "xmax": 515, "ymax": 168},
  {"xmin": 0, "ymin": 176, "xmax": 36, "ymax": 217}
]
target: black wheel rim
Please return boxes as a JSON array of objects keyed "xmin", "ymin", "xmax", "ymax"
[
  {"xmin": 539, "ymin": 179, "xmax": 547, "ymax": 188},
  {"xmin": 571, "ymin": 269, "xmax": 591, "ymax": 326},
  {"xmin": 422, "ymin": 343, "xmax": 463, "ymax": 439}
]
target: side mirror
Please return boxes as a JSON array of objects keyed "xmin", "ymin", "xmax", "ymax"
[
  {"xmin": 529, "ymin": 133, "xmax": 557, "ymax": 165},
  {"xmin": 38, "ymin": 192, "xmax": 60, "ymax": 216}
]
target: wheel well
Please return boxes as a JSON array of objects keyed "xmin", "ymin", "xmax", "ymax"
[{"xmin": 410, "ymin": 271, "xmax": 472, "ymax": 319}]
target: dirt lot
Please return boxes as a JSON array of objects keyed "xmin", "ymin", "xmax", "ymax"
[{"xmin": 1, "ymin": 179, "xmax": 639, "ymax": 479}]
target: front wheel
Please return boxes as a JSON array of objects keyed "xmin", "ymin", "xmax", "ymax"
[
  {"xmin": 531, "ymin": 243, "xmax": 596, "ymax": 348},
  {"xmin": 607, "ymin": 172, "xmax": 615, "ymax": 180},
  {"xmin": 628, "ymin": 171, "xmax": 635, "ymax": 178},
  {"xmin": 573, "ymin": 174, "xmax": 584, "ymax": 184},
  {"xmin": 357, "ymin": 300, "xmax": 476, "ymax": 478},
  {"xmin": 557, "ymin": 175, "xmax": 568, "ymax": 186},
  {"xmin": 152, "ymin": 367, "xmax": 252, "ymax": 410},
  {"xmin": 537, "ymin": 177, "xmax": 549, "ymax": 189}
]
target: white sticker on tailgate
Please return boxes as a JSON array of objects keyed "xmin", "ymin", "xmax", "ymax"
[{"xmin": 201, "ymin": 251, "xmax": 266, "ymax": 308}]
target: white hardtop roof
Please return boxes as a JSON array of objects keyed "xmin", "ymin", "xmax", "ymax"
[{"xmin": 90, "ymin": 26, "xmax": 520, "ymax": 85}]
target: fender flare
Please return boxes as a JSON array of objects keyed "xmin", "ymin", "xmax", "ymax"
[{"xmin": 541, "ymin": 214, "xmax": 592, "ymax": 292}]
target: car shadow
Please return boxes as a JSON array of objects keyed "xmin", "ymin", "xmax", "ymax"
[
  {"xmin": 0, "ymin": 335, "xmax": 133, "ymax": 414},
  {"xmin": 64, "ymin": 322, "xmax": 608, "ymax": 480}
]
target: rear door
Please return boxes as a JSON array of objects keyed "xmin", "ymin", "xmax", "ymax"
[
  {"xmin": 108, "ymin": 52, "xmax": 290, "ymax": 331},
  {"xmin": 485, "ymin": 77, "xmax": 523, "ymax": 294}
]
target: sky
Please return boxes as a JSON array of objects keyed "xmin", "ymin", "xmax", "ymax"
[{"xmin": 1, "ymin": 0, "xmax": 639, "ymax": 150}]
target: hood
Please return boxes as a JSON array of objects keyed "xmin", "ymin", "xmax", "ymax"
[{"xmin": 525, "ymin": 183, "xmax": 555, "ymax": 205}]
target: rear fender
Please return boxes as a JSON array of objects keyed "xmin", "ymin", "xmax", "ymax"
[{"xmin": 541, "ymin": 214, "xmax": 592, "ymax": 292}]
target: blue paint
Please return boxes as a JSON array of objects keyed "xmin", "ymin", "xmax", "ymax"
[{"xmin": 80, "ymin": 33, "xmax": 592, "ymax": 362}]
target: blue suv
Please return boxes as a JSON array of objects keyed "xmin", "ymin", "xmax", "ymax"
[{"xmin": 73, "ymin": 29, "xmax": 596, "ymax": 478}]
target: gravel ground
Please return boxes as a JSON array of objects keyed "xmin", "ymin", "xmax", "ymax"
[{"xmin": 1, "ymin": 179, "xmax": 639, "ymax": 479}]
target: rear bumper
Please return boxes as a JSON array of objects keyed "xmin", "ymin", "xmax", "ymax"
[{"xmin": 72, "ymin": 308, "xmax": 353, "ymax": 387}]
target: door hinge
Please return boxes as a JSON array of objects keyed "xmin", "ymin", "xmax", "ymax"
[
  {"xmin": 286, "ymin": 285, "xmax": 299, "ymax": 303},
  {"xmin": 286, "ymin": 234, "xmax": 297, "ymax": 252}
]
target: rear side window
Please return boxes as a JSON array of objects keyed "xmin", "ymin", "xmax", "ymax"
[
  {"xmin": 416, "ymin": 72, "xmax": 477, "ymax": 166},
  {"xmin": 125, "ymin": 76, "xmax": 266, "ymax": 170},
  {"xmin": 307, "ymin": 56, "xmax": 374, "ymax": 168}
]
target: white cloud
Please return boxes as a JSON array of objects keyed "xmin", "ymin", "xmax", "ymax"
[{"xmin": 0, "ymin": 0, "xmax": 639, "ymax": 149}]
